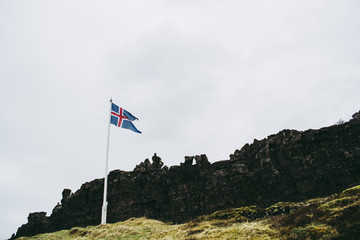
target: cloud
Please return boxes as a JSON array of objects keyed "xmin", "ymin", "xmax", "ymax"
[{"xmin": 1, "ymin": 1, "xmax": 360, "ymax": 239}]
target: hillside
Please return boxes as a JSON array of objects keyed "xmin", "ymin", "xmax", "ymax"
[
  {"xmin": 16, "ymin": 184, "xmax": 360, "ymax": 240},
  {"xmin": 12, "ymin": 110, "xmax": 360, "ymax": 239}
]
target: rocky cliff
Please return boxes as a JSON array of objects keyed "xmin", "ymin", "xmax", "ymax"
[{"xmin": 12, "ymin": 111, "xmax": 360, "ymax": 239}]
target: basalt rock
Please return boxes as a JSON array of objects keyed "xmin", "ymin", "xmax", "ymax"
[
  {"xmin": 11, "ymin": 111, "xmax": 360, "ymax": 239},
  {"xmin": 13, "ymin": 212, "xmax": 49, "ymax": 238}
]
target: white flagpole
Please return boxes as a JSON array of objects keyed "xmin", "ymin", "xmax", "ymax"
[{"xmin": 101, "ymin": 98, "xmax": 112, "ymax": 224}]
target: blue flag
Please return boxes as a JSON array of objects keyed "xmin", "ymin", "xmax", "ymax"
[{"xmin": 110, "ymin": 103, "xmax": 142, "ymax": 134}]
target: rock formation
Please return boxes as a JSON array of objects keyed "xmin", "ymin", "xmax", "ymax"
[{"xmin": 11, "ymin": 112, "xmax": 360, "ymax": 239}]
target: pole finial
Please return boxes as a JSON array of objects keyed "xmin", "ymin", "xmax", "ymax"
[{"xmin": 110, "ymin": 98, "xmax": 112, "ymax": 102}]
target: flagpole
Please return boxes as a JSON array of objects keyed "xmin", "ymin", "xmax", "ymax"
[{"xmin": 101, "ymin": 98, "xmax": 112, "ymax": 224}]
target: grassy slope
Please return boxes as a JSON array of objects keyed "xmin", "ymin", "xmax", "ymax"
[{"xmin": 18, "ymin": 185, "xmax": 360, "ymax": 240}]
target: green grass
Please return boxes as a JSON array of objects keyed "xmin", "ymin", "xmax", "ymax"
[{"xmin": 18, "ymin": 184, "xmax": 360, "ymax": 240}]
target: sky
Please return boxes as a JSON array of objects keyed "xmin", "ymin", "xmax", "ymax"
[{"xmin": 1, "ymin": 0, "xmax": 360, "ymax": 238}]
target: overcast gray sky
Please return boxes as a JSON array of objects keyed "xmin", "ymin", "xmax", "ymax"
[{"xmin": 1, "ymin": 0, "xmax": 360, "ymax": 238}]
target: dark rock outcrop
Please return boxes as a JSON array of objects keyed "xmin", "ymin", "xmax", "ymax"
[
  {"xmin": 353, "ymin": 110, "xmax": 360, "ymax": 120},
  {"xmin": 11, "ymin": 112, "xmax": 360, "ymax": 239},
  {"xmin": 13, "ymin": 212, "xmax": 49, "ymax": 238}
]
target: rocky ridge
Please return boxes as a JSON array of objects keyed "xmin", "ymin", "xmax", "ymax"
[{"xmin": 11, "ymin": 110, "xmax": 360, "ymax": 239}]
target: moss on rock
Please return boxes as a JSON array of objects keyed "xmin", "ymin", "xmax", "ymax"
[{"xmin": 266, "ymin": 202, "xmax": 300, "ymax": 216}]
